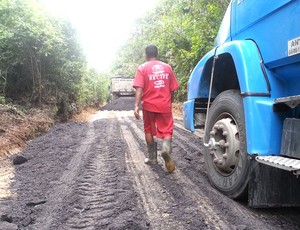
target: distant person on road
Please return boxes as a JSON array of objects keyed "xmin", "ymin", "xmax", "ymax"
[{"xmin": 133, "ymin": 44, "xmax": 179, "ymax": 173}]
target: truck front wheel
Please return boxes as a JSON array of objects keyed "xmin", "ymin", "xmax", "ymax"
[{"xmin": 204, "ymin": 90, "xmax": 249, "ymax": 199}]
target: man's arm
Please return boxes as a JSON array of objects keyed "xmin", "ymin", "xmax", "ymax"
[{"xmin": 134, "ymin": 87, "xmax": 143, "ymax": 119}]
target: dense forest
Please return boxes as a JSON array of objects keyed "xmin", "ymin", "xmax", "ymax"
[
  {"xmin": 0, "ymin": 0, "xmax": 229, "ymax": 117},
  {"xmin": 112, "ymin": 0, "xmax": 229, "ymax": 101},
  {"xmin": 0, "ymin": 0, "xmax": 109, "ymax": 117}
]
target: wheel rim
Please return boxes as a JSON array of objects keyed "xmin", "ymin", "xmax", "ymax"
[{"xmin": 207, "ymin": 116, "xmax": 240, "ymax": 176}]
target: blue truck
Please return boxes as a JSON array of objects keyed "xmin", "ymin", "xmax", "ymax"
[{"xmin": 183, "ymin": 0, "xmax": 300, "ymax": 207}]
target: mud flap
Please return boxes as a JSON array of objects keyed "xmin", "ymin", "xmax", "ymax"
[{"xmin": 248, "ymin": 156, "xmax": 300, "ymax": 208}]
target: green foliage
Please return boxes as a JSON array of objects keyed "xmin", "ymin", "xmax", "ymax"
[
  {"xmin": 111, "ymin": 0, "xmax": 228, "ymax": 101},
  {"xmin": 77, "ymin": 68, "xmax": 109, "ymax": 109},
  {"xmin": 0, "ymin": 0, "xmax": 108, "ymax": 116},
  {"xmin": 0, "ymin": 0, "xmax": 228, "ymax": 117}
]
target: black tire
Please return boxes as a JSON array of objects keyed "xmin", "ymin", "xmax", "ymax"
[{"xmin": 204, "ymin": 89, "xmax": 249, "ymax": 199}]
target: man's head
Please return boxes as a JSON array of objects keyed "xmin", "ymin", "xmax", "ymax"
[{"xmin": 145, "ymin": 44, "xmax": 158, "ymax": 60}]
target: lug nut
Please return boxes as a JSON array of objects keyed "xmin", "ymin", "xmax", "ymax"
[{"xmin": 218, "ymin": 139, "xmax": 225, "ymax": 147}]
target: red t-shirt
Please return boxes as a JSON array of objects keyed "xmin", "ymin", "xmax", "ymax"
[{"xmin": 133, "ymin": 60, "xmax": 179, "ymax": 113}]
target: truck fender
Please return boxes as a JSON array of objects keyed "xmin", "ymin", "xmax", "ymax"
[
  {"xmin": 216, "ymin": 40, "xmax": 281, "ymax": 155},
  {"xmin": 187, "ymin": 40, "xmax": 270, "ymax": 100},
  {"xmin": 185, "ymin": 40, "xmax": 282, "ymax": 155},
  {"xmin": 215, "ymin": 40, "xmax": 270, "ymax": 96}
]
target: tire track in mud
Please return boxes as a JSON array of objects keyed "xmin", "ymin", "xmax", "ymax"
[
  {"xmin": 26, "ymin": 110, "xmax": 148, "ymax": 229},
  {"xmin": 119, "ymin": 123, "xmax": 184, "ymax": 229},
  {"xmin": 96, "ymin": 110, "xmax": 300, "ymax": 230},
  {"xmin": 31, "ymin": 121, "xmax": 97, "ymax": 229},
  {"xmin": 66, "ymin": 113, "xmax": 120, "ymax": 229},
  {"xmin": 123, "ymin": 112, "xmax": 290, "ymax": 230},
  {"xmin": 65, "ymin": 144, "xmax": 119, "ymax": 229},
  {"xmin": 118, "ymin": 111, "xmax": 232, "ymax": 229},
  {"xmin": 66, "ymin": 142, "xmax": 117, "ymax": 229},
  {"xmin": 60, "ymin": 111, "xmax": 148, "ymax": 230}
]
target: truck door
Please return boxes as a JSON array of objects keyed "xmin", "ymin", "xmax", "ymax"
[
  {"xmin": 231, "ymin": 0, "xmax": 299, "ymax": 66},
  {"xmin": 232, "ymin": 0, "xmax": 293, "ymax": 36}
]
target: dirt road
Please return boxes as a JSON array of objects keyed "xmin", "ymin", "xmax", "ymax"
[{"xmin": 0, "ymin": 97, "xmax": 300, "ymax": 230}]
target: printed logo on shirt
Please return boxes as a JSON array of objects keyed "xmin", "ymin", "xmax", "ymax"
[
  {"xmin": 154, "ymin": 80, "xmax": 165, "ymax": 88},
  {"xmin": 148, "ymin": 64, "xmax": 169, "ymax": 89},
  {"xmin": 152, "ymin": 64, "xmax": 164, "ymax": 74}
]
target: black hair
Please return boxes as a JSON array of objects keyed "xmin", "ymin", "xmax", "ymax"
[{"xmin": 145, "ymin": 44, "xmax": 158, "ymax": 58}]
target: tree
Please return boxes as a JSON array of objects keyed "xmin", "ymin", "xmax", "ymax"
[
  {"xmin": 78, "ymin": 68, "xmax": 109, "ymax": 109},
  {"xmin": 0, "ymin": 0, "xmax": 107, "ymax": 114},
  {"xmin": 111, "ymin": 0, "xmax": 228, "ymax": 101},
  {"xmin": 0, "ymin": 0, "xmax": 62, "ymax": 103}
]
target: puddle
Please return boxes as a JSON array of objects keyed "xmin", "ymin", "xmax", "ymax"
[{"xmin": 0, "ymin": 158, "xmax": 15, "ymax": 200}]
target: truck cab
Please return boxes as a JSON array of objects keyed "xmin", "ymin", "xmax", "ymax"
[{"xmin": 183, "ymin": 0, "xmax": 300, "ymax": 206}]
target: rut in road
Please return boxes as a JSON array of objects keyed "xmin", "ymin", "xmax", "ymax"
[
  {"xmin": 53, "ymin": 111, "xmax": 149, "ymax": 229},
  {"xmin": 118, "ymin": 111, "xmax": 230, "ymax": 229},
  {"xmin": 1, "ymin": 106, "xmax": 300, "ymax": 230},
  {"xmin": 0, "ymin": 111, "xmax": 149, "ymax": 230},
  {"xmin": 116, "ymin": 110, "xmax": 300, "ymax": 230},
  {"xmin": 33, "ymin": 121, "xmax": 97, "ymax": 229},
  {"xmin": 119, "ymin": 115, "xmax": 186, "ymax": 229}
]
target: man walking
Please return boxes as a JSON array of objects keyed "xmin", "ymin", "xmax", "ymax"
[{"xmin": 133, "ymin": 44, "xmax": 179, "ymax": 173}]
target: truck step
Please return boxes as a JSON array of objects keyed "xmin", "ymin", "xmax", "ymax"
[
  {"xmin": 274, "ymin": 95, "xmax": 300, "ymax": 109},
  {"xmin": 255, "ymin": 156, "xmax": 300, "ymax": 175}
]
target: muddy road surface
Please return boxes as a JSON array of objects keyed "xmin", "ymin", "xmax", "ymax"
[{"xmin": 1, "ymin": 97, "xmax": 300, "ymax": 230}]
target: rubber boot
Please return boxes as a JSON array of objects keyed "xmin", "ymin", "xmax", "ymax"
[
  {"xmin": 161, "ymin": 140, "xmax": 175, "ymax": 173},
  {"xmin": 144, "ymin": 142, "xmax": 158, "ymax": 165}
]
